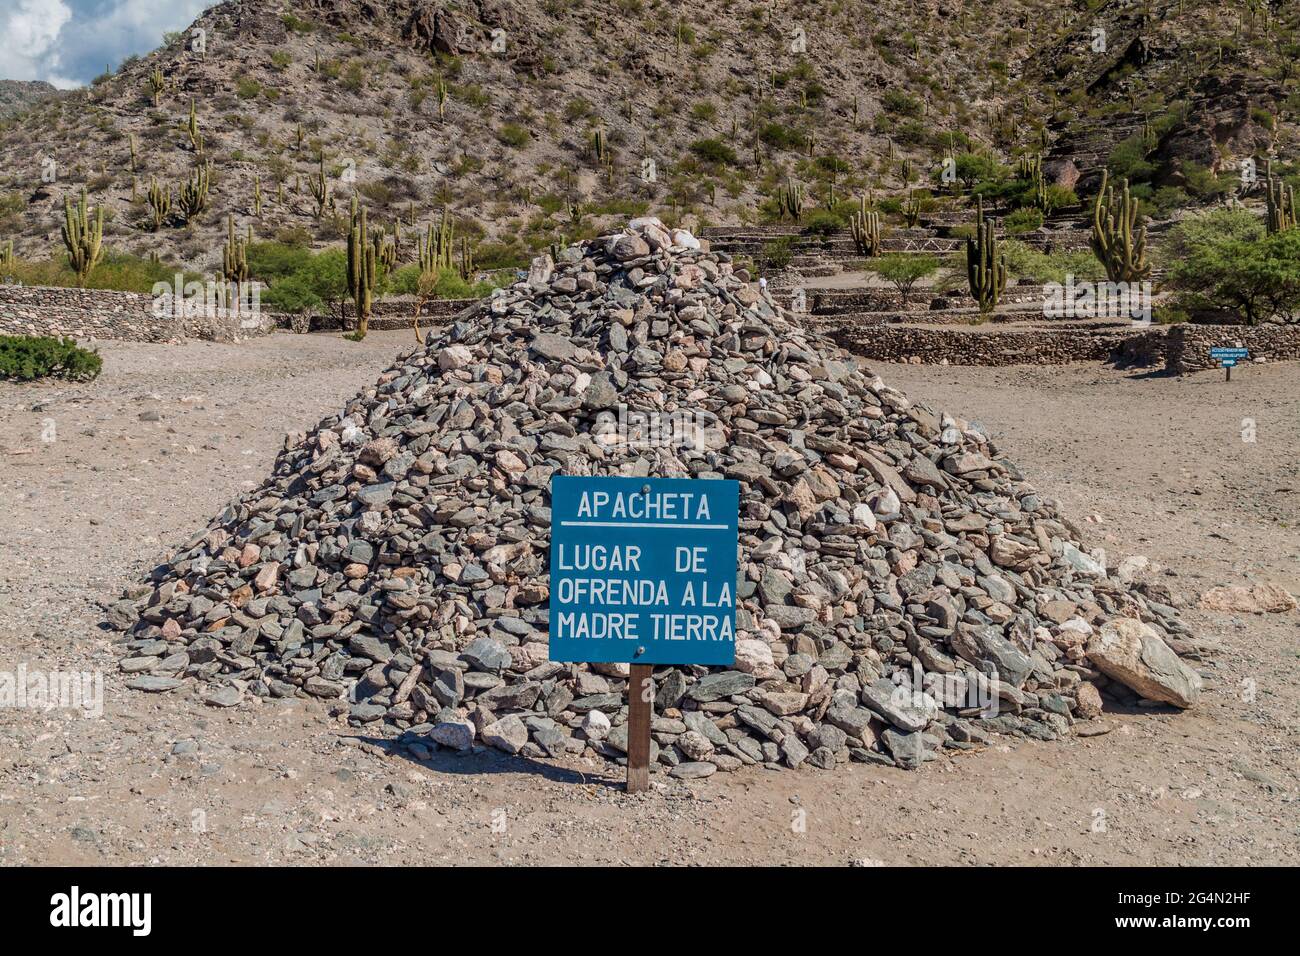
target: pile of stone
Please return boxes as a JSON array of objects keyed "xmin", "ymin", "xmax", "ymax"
[{"xmin": 110, "ymin": 217, "xmax": 1204, "ymax": 778}]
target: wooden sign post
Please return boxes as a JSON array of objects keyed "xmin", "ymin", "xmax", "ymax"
[
  {"xmin": 626, "ymin": 663, "xmax": 653, "ymax": 793},
  {"xmin": 1211, "ymin": 346, "xmax": 1248, "ymax": 382},
  {"xmin": 548, "ymin": 475, "xmax": 739, "ymax": 795}
]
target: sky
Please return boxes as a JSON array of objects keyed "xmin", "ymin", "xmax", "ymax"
[{"xmin": 0, "ymin": 0, "xmax": 211, "ymax": 89}]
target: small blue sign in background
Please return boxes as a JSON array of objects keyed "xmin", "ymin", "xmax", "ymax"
[
  {"xmin": 1210, "ymin": 346, "xmax": 1249, "ymax": 368},
  {"xmin": 548, "ymin": 475, "xmax": 739, "ymax": 665}
]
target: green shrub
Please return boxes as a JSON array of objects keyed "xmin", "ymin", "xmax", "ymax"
[
  {"xmin": 497, "ymin": 123, "xmax": 531, "ymax": 148},
  {"xmin": 1106, "ymin": 135, "xmax": 1156, "ymax": 183},
  {"xmin": 2, "ymin": 251, "xmax": 188, "ymax": 294},
  {"xmin": 0, "ymin": 335, "xmax": 102, "ymax": 382},
  {"xmin": 759, "ymin": 236, "xmax": 796, "ymax": 271},
  {"xmin": 759, "ymin": 123, "xmax": 805, "ymax": 151},
  {"xmin": 882, "ymin": 90, "xmax": 923, "ymax": 117},
  {"xmin": 387, "ymin": 265, "xmax": 498, "ymax": 299},
  {"xmin": 1003, "ymin": 207, "xmax": 1044, "ymax": 234},
  {"xmin": 1165, "ymin": 209, "xmax": 1300, "ymax": 325},
  {"xmin": 871, "ymin": 254, "xmax": 938, "ymax": 295},
  {"xmin": 689, "ymin": 138, "xmax": 739, "ymax": 166},
  {"xmin": 802, "ymin": 209, "xmax": 845, "ymax": 235}
]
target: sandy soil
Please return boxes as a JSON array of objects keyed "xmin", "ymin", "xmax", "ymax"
[{"xmin": 1, "ymin": 331, "xmax": 1296, "ymax": 866}]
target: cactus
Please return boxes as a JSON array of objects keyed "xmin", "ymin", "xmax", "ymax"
[
  {"xmin": 965, "ymin": 197, "xmax": 1007, "ymax": 315},
  {"xmin": 849, "ymin": 195, "xmax": 882, "ymax": 257},
  {"xmin": 148, "ymin": 66, "xmax": 165, "ymax": 106},
  {"xmin": 903, "ymin": 188, "xmax": 923, "ymax": 228},
  {"xmin": 778, "ymin": 180, "xmax": 804, "ymax": 222},
  {"xmin": 147, "ymin": 175, "xmax": 171, "ymax": 230},
  {"xmin": 253, "ymin": 179, "xmax": 263, "ymax": 218},
  {"xmin": 178, "ymin": 162, "xmax": 210, "ymax": 219},
  {"xmin": 221, "ymin": 215, "xmax": 249, "ymax": 291},
  {"xmin": 346, "ymin": 202, "xmax": 376, "ymax": 339},
  {"xmin": 1090, "ymin": 170, "xmax": 1150, "ymax": 283},
  {"xmin": 436, "ymin": 75, "xmax": 449, "ymax": 120},
  {"xmin": 128, "ymin": 133, "xmax": 138, "ymax": 172},
  {"xmin": 593, "ymin": 123, "xmax": 608, "ymax": 163},
  {"xmin": 295, "ymin": 123, "xmax": 304, "ymax": 151},
  {"xmin": 418, "ymin": 209, "xmax": 454, "ymax": 274},
  {"xmin": 61, "ymin": 188, "xmax": 104, "ymax": 287},
  {"xmin": 1266, "ymin": 169, "xmax": 1295, "ymax": 233},
  {"xmin": 371, "ymin": 224, "xmax": 397, "ymax": 275},
  {"xmin": 901, "ymin": 157, "xmax": 913, "ymax": 184},
  {"xmin": 309, "ymin": 156, "xmax": 330, "ymax": 218},
  {"xmin": 1019, "ymin": 152, "xmax": 1048, "ymax": 210},
  {"xmin": 186, "ymin": 98, "xmax": 204, "ymax": 154},
  {"xmin": 458, "ymin": 236, "xmax": 476, "ymax": 281},
  {"xmin": 0, "ymin": 240, "xmax": 14, "ymax": 271}
]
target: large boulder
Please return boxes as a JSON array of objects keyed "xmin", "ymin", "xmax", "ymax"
[{"xmin": 1087, "ymin": 619, "xmax": 1202, "ymax": 708}]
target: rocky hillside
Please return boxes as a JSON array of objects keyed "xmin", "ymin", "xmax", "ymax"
[
  {"xmin": 0, "ymin": 0, "xmax": 1294, "ymax": 274},
  {"xmin": 0, "ymin": 80, "xmax": 58, "ymax": 119}
]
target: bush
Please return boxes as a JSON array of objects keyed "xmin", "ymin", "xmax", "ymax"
[
  {"xmin": 801, "ymin": 209, "xmax": 845, "ymax": 235},
  {"xmin": 1165, "ymin": 210, "xmax": 1300, "ymax": 325},
  {"xmin": 871, "ymin": 254, "xmax": 938, "ymax": 295},
  {"xmin": 1003, "ymin": 207, "xmax": 1044, "ymax": 234},
  {"xmin": 759, "ymin": 236, "xmax": 796, "ymax": 272},
  {"xmin": 689, "ymin": 138, "xmax": 739, "ymax": 167},
  {"xmin": 386, "ymin": 265, "xmax": 498, "ymax": 299},
  {"xmin": 497, "ymin": 123, "xmax": 531, "ymax": 148},
  {"xmin": 882, "ymin": 90, "xmax": 923, "ymax": 117},
  {"xmin": 2, "ymin": 251, "xmax": 188, "ymax": 293},
  {"xmin": 0, "ymin": 335, "xmax": 101, "ymax": 381}
]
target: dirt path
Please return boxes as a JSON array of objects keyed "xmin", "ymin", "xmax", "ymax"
[{"xmin": 1, "ymin": 332, "xmax": 1296, "ymax": 866}]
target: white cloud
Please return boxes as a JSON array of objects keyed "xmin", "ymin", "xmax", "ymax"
[
  {"xmin": 0, "ymin": 0, "xmax": 212, "ymax": 87},
  {"xmin": 0, "ymin": 0, "xmax": 74, "ymax": 83}
]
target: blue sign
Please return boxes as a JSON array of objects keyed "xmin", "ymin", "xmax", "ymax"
[
  {"xmin": 1210, "ymin": 347, "xmax": 1249, "ymax": 368},
  {"xmin": 548, "ymin": 475, "xmax": 739, "ymax": 665}
]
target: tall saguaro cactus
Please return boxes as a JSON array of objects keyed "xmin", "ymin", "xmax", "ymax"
[
  {"xmin": 849, "ymin": 194, "xmax": 882, "ymax": 257},
  {"xmin": 147, "ymin": 176, "xmax": 171, "ymax": 230},
  {"xmin": 62, "ymin": 188, "xmax": 104, "ymax": 287},
  {"xmin": 186, "ymin": 98, "xmax": 204, "ymax": 154},
  {"xmin": 778, "ymin": 180, "xmax": 804, "ymax": 222},
  {"xmin": 1266, "ymin": 171, "xmax": 1296, "ymax": 233},
  {"xmin": 222, "ymin": 215, "xmax": 249, "ymax": 292},
  {"xmin": 418, "ymin": 209, "xmax": 454, "ymax": 274},
  {"xmin": 148, "ymin": 66, "xmax": 165, "ymax": 107},
  {"xmin": 178, "ymin": 162, "xmax": 210, "ymax": 219},
  {"xmin": 965, "ymin": 197, "xmax": 1007, "ymax": 315},
  {"xmin": 1090, "ymin": 170, "xmax": 1150, "ymax": 282},
  {"xmin": 903, "ymin": 188, "xmax": 923, "ymax": 228},
  {"xmin": 346, "ymin": 201, "xmax": 376, "ymax": 340},
  {"xmin": 0, "ymin": 240, "xmax": 14, "ymax": 271},
  {"xmin": 309, "ymin": 156, "xmax": 330, "ymax": 218}
]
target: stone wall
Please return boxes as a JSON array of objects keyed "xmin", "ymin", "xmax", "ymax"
[
  {"xmin": 300, "ymin": 296, "xmax": 477, "ymax": 333},
  {"xmin": 1165, "ymin": 323, "xmax": 1300, "ymax": 374},
  {"xmin": 831, "ymin": 321, "xmax": 1300, "ymax": 371},
  {"xmin": 0, "ymin": 285, "xmax": 481, "ymax": 342},
  {"xmin": 831, "ymin": 323, "xmax": 1167, "ymax": 367},
  {"xmin": 0, "ymin": 285, "xmax": 277, "ymax": 342}
]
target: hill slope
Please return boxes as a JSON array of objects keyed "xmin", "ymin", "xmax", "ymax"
[{"xmin": 0, "ymin": 0, "xmax": 1295, "ymax": 275}]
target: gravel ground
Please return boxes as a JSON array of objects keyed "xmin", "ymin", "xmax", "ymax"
[{"xmin": 1, "ymin": 331, "xmax": 1296, "ymax": 866}]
